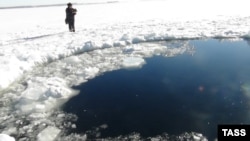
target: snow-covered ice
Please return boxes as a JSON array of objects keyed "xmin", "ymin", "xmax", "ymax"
[{"xmin": 0, "ymin": 0, "xmax": 250, "ymax": 140}]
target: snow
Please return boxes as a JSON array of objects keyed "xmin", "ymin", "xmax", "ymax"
[
  {"xmin": 1, "ymin": 1, "xmax": 250, "ymax": 90},
  {"xmin": 0, "ymin": 0, "xmax": 250, "ymax": 140}
]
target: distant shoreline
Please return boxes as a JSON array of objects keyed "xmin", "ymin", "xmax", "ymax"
[{"xmin": 0, "ymin": 1, "xmax": 118, "ymax": 9}]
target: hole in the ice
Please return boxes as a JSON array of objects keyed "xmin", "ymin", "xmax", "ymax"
[{"xmin": 62, "ymin": 39, "xmax": 250, "ymax": 140}]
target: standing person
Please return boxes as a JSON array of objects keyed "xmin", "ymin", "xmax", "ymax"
[{"xmin": 65, "ymin": 3, "xmax": 77, "ymax": 32}]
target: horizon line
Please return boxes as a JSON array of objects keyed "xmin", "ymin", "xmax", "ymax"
[{"xmin": 0, "ymin": 1, "xmax": 119, "ymax": 9}]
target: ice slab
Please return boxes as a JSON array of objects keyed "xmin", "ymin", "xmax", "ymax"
[
  {"xmin": 15, "ymin": 77, "xmax": 76, "ymax": 113},
  {"xmin": 122, "ymin": 57, "xmax": 146, "ymax": 69},
  {"xmin": 37, "ymin": 126, "xmax": 60, "ymax": 141},
  {"xmin": 0, "ymin": 134, "xmax": 15, "ymax": 141}
]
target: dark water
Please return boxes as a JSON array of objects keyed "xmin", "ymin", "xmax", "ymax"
[{"xmin": 63, "ymin": 39, "xmax": 250, "ymax": 140}]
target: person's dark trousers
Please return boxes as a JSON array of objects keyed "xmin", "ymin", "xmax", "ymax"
[{"xmin": 68, "ymin": 20, "xmax": 75, "ymax": 32}]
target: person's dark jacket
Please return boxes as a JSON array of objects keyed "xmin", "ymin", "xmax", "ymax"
[{"xmin": 65, "ymin": 7, "xmax": 77, "ymax": 24}]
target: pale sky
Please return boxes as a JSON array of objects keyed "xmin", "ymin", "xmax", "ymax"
[
  {"xmin": 0, "ymin": 0, "xmax": 249, "ymax": 8},
  {"xmin": 0, "ymin": 0, "xmax": 98, "ymax": 7}
]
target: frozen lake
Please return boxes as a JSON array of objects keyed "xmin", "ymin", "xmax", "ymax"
[
  {"xmin": 1, "ymin": 0, "xmax": 250, "ymax": 140},
  {"xmin": 62, "ymin": 39, "xmax": 250, "ymax": 140}
]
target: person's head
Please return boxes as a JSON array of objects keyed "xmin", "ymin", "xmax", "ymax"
[{"xmin": 67, "ymin": 2, "xmax": 72, "ymax": 8}]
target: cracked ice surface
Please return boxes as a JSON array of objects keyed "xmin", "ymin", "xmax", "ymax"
[{"xmin": 0, "ymin": 41, "xmax": 195, "ymax": 140}]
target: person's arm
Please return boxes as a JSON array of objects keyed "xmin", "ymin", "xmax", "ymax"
[
  {"xmin": 73, "ymin": 9, "xmax": 77, "ymax": 15},
  {"xmin": 65, "ymin": 9, "xmax": 69, "ymax": 24},
  {"xmin": 66, "ymin": 9, "xmax": 69, "ymax": 18}
]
